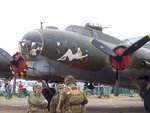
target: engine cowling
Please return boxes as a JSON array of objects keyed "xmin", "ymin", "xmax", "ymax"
[{"xmin": 110, "ymin": 46, "xmax": 132, "ymax": 71}]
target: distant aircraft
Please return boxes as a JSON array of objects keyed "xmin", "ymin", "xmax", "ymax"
[
  {"xmin": 8, "ymin": 22, "xmax": 150, "ymax": 112},
  {"xmin": 0, "ymin": 48, "xmax": 12, "ymax": 78}
]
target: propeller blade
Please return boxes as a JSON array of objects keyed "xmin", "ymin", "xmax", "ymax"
[
  {"xmin": 114, "ymin": 79, "xmax": 120, "ymax": 96},
  {"xmin": 114, "ymin": 62, "xmax": 120, "ymax": 96},
  {"xmin": 90, "ymin": 38, "xmax": 115, "ymax": 56},
  {"xmin": 122, "ymin": 35, "xmax": 150, "ymax": 56}
]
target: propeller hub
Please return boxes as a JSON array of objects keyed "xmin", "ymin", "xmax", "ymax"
[{"xmin": 111, "ymin": 47, "xmax": 132, "ymax": 70}]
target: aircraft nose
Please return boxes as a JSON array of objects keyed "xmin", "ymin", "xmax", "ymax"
[
  {"xmin": 18, "ymin": 30, "xmax": 43, "ymax": 60},
  {"xmin": 23, "ymin": 30, "xmax": 43, "ymax": 42}
]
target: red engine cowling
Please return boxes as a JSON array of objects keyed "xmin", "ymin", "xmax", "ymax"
[
  {"xmin": 110, "ymin": 46, "xmax": 132, "ymax": 70},
  {"xmin": 10, "ymin": 52, "xmax": 28, "ymax": 78}
]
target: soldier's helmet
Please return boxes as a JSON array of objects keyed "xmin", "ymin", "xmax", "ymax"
[
  {"xmin": 64, "ymin": 75, "xmax": 76, "ymax": 84},
  {"xmin": 33, "ymin": 82, "xmax": 42, "ymax": 90}
]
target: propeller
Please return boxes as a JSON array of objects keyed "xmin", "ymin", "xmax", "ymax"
[{"xmin": 90, "ymin": 34, "xmax": 150, "ymax": 96}]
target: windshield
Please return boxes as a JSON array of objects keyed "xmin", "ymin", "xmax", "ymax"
[{"xmin": 65, "ymin": 25, "xmax": 93, "ymax": 37}]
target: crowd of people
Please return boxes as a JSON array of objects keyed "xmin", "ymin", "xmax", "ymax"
[
  {"xmin": 0, "ymin": 75, "xmax": 89, "ymax": 113},
  {"xmin": 1, "ymin": 75, "xmax": 136, "ymax": 113},
  {"xmin": 27, "ymin": 75, "xmax": 88, "ymax": 113},
  {"xmin": 2, "ymin": 79, "xmax": 28, "ymax": 99},
  {"xmin": 5, "ymin": 80, "xmax": 12, "ymax": 99}
]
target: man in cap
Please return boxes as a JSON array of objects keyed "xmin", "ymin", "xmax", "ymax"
[
  {"xmin": 49, "ymin": 84, "xmax": 64, "ymax": 113},
  {"xmin": 56, "ymin": 75, "xmax": 88, "ymax": 113},
  {"xmin": 27, "ymin": 82, "xmax": 49, "ymax": 113}
]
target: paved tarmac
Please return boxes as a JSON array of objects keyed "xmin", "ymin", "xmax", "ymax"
[{"xmin": 0, "ymin": 95, "xmax": 147, "ymax": 113}]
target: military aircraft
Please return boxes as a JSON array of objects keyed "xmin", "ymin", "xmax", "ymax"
[
  {"xmin": 9, "ymin": 22, "xmax": 150, "ymax": 112},
  {"xmin": 0, "ymin": 48, "xmax": 12, "ymax": 78}
]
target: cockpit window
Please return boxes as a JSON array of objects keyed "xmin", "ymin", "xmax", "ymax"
[
  {"xmin": 82, "ymin": 28, "xmax": 93, "ymax": 37},
  {"xmin": 66, "ymin": 26, "xmax": 83, "ymax": 33},
  {"xmin": 65, "ymin": 25, "xmax": 93, "ymax": 37}
]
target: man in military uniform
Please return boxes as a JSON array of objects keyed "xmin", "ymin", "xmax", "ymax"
[
  {"xmin": 56, "ymin": 75, "xmax": 88, "ymax": 113},
  {"xmin": 49, "ymin": 84, "xmax": 64, "ymax": 113},
  {"xmin": 27, "ymin": 82, "xmax": 49, "ymax": 113}
]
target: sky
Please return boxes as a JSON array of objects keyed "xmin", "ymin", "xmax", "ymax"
[{"xmin": 0, "ymin": 0, "xmax": 150, "ymax": 55}]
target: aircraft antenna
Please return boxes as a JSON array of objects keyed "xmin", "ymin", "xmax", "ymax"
[{"xmin": 40, "ymin": 22, "xmax": 43, "ymax": 29}]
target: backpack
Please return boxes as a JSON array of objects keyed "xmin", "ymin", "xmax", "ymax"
[{"xmin": 67, "ymin": 86, "xmax": 84, "ymax": 105}]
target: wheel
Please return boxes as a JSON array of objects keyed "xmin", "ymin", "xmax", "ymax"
[{"xmin": 144, "ymin": 88, "xmax": 150, "ymax": 112}]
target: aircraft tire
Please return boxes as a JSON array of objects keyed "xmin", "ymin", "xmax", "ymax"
[{"xmin": 144, "ymin": 88, "xmax": 150, "ymax": 112}]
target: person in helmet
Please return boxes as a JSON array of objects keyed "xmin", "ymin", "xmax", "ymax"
[
  {"xmin": 64, "ymin": 75, "xmax": 76, "ymax": 85},
  {"xmin": 56, "ymin": 75, "xmax": 88, "ymax": 113},
  {"xmin": 49, "ymin": 84, "xmax": 64, "ymax": 113},
  {"xmin": 27, "ymin": 82, "xmax": 49, "ymax": 113}
]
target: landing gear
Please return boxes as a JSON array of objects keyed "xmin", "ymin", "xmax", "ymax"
[{"xmin": 144, "ymin": 88, "xmax": 150, "ymax": 112}]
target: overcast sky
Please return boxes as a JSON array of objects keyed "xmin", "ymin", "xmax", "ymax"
[{"xmin": 0, "ymin": 0, "xmax": 150, "ymax": 55}]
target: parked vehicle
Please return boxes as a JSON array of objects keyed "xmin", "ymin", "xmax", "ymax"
[
  {"xmin": 0, "ymin": 79, "xmax": 5, "ymax": 96},
  {"xmin": 25, "ymin": 80, "xmax": 37, "ymax": 93}
]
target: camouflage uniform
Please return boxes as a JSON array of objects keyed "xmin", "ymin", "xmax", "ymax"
[
  {"xmin": 49, "ymin": 84, "xmax": 64, "ymax": 113},
  {"xmin": 27, "ymin": 83, "xmax": 49, "ymax": 113},
  {"xmin": 56, "ymin": 75, "xmax": 88, "ymax": 113}
]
